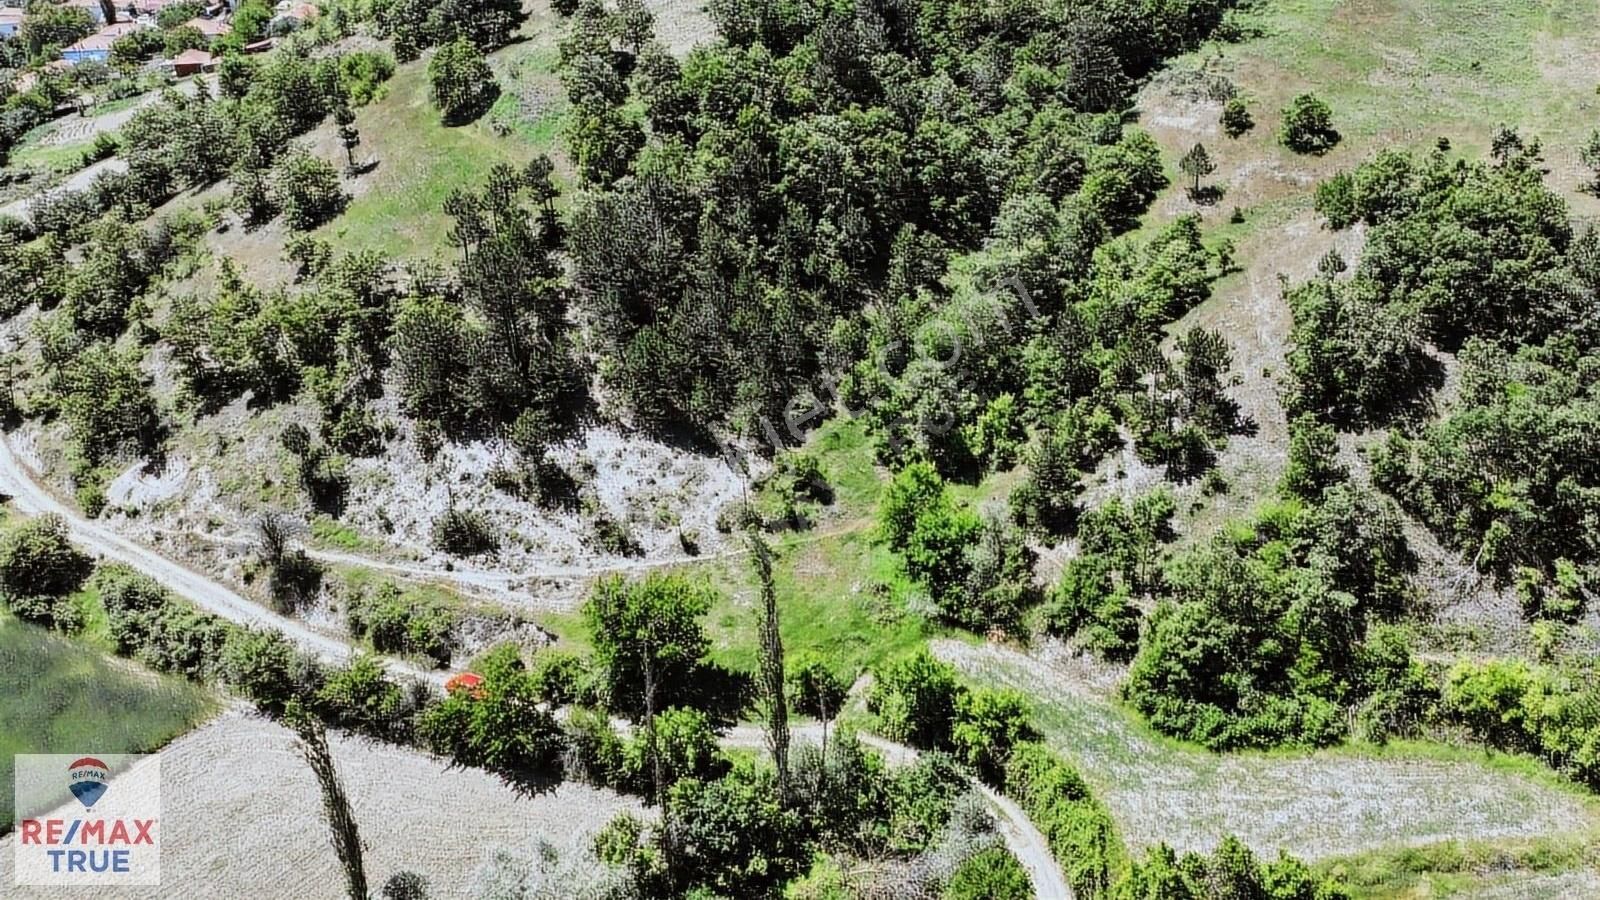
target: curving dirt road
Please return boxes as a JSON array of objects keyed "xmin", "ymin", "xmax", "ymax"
[
  {"xmin": 0, "ymin": 432, "xmax": 1068, "ymax": 896},
  {"xmin": 173, "ymin": 514, "xmax": 877, "ymax": 611},
  {"xmin": 0, "ymin": 432, "xmax": 444, "ymax": 686}
]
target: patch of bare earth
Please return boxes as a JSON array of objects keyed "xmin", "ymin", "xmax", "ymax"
[
  {"xmin": 0, "ymin": 708, "xmax": 643, "ymax": 900},
  {"xmin": 932, "ymin": 640, "xmax": 1599, "ymax": 861},
  {"xmin": 643, "ymin": 0, "xmax": 716, "ymax": 55}
]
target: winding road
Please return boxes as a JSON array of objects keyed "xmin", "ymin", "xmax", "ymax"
[
  {"xmin": 0, "ymin": 431, "xmax": 1069, "ymax": 897},
  {"xmin": 0, "ymin": 433, "xmax": 444, "ymax": 686}
]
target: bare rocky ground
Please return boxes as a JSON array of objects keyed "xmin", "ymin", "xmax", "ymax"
[
  {"xmin": 933, "ymin": 639, "xmax": 1600, "ymax": 862},
  {"xmin": 0, "ymin": 708, "xmax": 644, "ymax": 900}
]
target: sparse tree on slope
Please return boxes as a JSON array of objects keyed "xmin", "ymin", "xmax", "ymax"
[
  {"xmin": 428, "ymin": 38, "xmax": 499, "ymax": 125},
  {"xmin": 286, "ymin": 703, "xmax": 368, "ymax": 900},
  {"xmin": 1179, "ymin": 143, "xmax": 1216, "ymax": 198}
]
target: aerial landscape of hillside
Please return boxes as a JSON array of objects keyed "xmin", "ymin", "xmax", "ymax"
[{"xmin": 1, "ymin": 0, "xmax": 1599, "ymax": 896}]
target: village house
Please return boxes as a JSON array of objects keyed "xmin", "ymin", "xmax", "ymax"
[
  {"xmin": 62, "ymin": 21, "xmax": 144, "ymax": 65},
  {"xmin": 168, "ymin": 47, "xmax": 213, "ymax": 77},
  {"xmin": 181, "ymin": 14, "xmax": 232, "ymax": 43},
  {"xmin": 268, "ymin": 0, "xmax": 316, "ymax": 31}
]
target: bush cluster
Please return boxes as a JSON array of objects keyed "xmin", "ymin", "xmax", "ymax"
[{"xmin": 879, "ymin": 462, "xmax": 1039, "ymax": 631}]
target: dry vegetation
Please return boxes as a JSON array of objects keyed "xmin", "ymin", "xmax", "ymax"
[
  {"xmin": 0, "ymin": 708, "xmax": 645, "ymax": 899},
  {"xmin": 935, "ymin": 639, "xmax": 1600, "ymax": 861}
]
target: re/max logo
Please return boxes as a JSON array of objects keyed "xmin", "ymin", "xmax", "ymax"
[{"xmin": 18, "ymin": 818, "xmax": 157, "ymax": 846}]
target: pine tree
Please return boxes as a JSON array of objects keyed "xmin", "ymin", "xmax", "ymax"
[{"xmin": 1179, "ymin": 143, "xmax": 1216, "ymax": 197}]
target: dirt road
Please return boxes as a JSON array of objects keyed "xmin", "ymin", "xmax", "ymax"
[
  {"xmin": 175, "ymin": 515, "xmax": 875, "ymax": 611},
  {"xmin": 0, "ymin": 432, "xmax": 444, "ymax": 686},
  {"xmin": 0, "ymin": 431, "xmax": 1067, "ymax": 894}
]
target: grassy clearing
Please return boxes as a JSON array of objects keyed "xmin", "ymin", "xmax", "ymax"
[
  {"xmin": 310, "ymin": 15, "xmax": 576, "ymax": 262},
  {"xmin": 1140, "ymin": 0, "xmax": 1600, "ymax": 231},
  {"xmin": 312, "ymin": 60, "xmax": 542, "ymax": 260},
  {"xmin": 0, "ymin": 613, "xmax": 219, "ymax": 831},
  {"xmin": 528, "ymin": 417, "xmax": 941, "ymax": 678},
  {"xmin": 1214, "ymin": 0, "xmax": 1600, "ymax": 151},
  {"xmin": 9, "ymin": 140, "xmax": 98, "ymax": 175},
  {"xmin": 486, "ymin": 42, "xmax": 570, "ymax": 153},
  {"xmin": 940, "ymin": 640, "xmax": 1600, "ymax": 861},
  {"xmin": 703, "ymin": 417, "xmax": 941, "ymax": 678},
  {"xmin": 1121, "ymin": 0, "xmax": 1600, "ymax": 524},
  {"xmin": 701, "ymin": 523, "xmax": 940, "ymax": 680}
]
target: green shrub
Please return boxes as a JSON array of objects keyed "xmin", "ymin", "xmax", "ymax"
[
  {"xmin": 869, "ymin": 649, "xmax": 961, "ymax": 749},
  {"xmin": 881, "ymin": 463, "xmax": 1036, "ymax": 630},
  {"xmin": 951, "ymin": 688, "xmax": 1037, "ymax": 783},
  {"xmin": 528, "ymin": 648, "xmax": 591, "ymax": 706},
  {"xmin": 222, "ymin": 626, "xmax": 321, "ymax": 714},
  {"xmin": 1279, "ymin": 93, "xmax": 1339, "ymax": 153},
  {"xmin": 1438, "ymin": 657, "xmax": 1600, "ymax": 788},
  {"xmin": 961, "ymin": 393, "xmax": 1026, "ymax": 471},
  {"xmin": 789, "ymin": 656, "xmax": 849, "ymax": 720},
  {"xmin": 316, "ymin": 654, "xmax": 418, "ymax": 742},
  {"xmin": 944, "ymin": 845, "xmax": 1030, "ymax": 900},
  {"xmin": 346, "ymin": 582, "xmax": 456, "ymax": 668},
  {"xmin": 1124, "ymin": 485, "xmax": 1416, "ymax": 750},
  {"xmin": 95, "ymin": 564, "xmax": 230, "ymax": 680},
  {"xmin": 660, "ymin": 761, "xmax": 809, "ymax": 897},
  {"xmin": 337, "ymin": 50, "xmax": 396, "ymax": 106},
  {"xmin": 417, "ymin": 653, "xmax": 563, "ymax": 778},
  {"xmin": 1003, "ymin": 742, "xmax": 1127, "ymax": 898},
  {"xmin": 883, "ymin": 751, "xmax": 968, "ymax": 853},
  {"xmin": 562, "ymin": 705, "xmax": 626, "ymax": 787},
  {"xmin": 619, "ymin": 706, "xmax": 728, "ymax": 799},
  {"xmin": 74, "ymin": 479, "xmax": 108, "ymax": 518},
  {"xmin": 1220, "ymin": 97, "xmax": 1253, "ymax": 137},
  {"xmin": 1010, "ymin": 405, "xmax": 1117, "ymax": 535},
  {"xmin": 1041, "ymin": 554, "xmax": 1141, "ymax": 662},
  {"xmin": 431, "ymin": 506, "xmax": 499, "ymax": 556},
  {"xmin": 0, "ymin": 515, "xmax": 92, "ymax": 615},
  {"xmin": 1281, "ymin": 413, "xmax": 1346, "ymax": 501}
]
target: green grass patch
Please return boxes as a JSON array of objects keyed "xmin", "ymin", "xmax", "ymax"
[
  {"xmin": 9, "ymin": 140, "xmax": 99, "ymax": 175},
  {"xmin": 701, "ymin": 525, "xmax": 938, "ymax": 682},
  {"xmin": 1200, "ymin": 0, "xmax": 1600, "ymax": 153},
  {"xmin": 314, "ymin": 60, "xmax": 543, "ymax": 260},
  {"xmin": 806, "ymin": 417, "xmax": 884, "ymax": 515},
  {"xmin": 311, "ymin": 515, "xmax": 378, "ymax": 552},
  {"xmin": 0, "ymin": 612, "xmax": 218, "ymax": 831},
  {"xmin": 65, "ymin": 585, "xmax": 112, "ymax": 653},
  {"xmin": 1323, "ymin": 834, "xmax": 1596, "ymax": 899}
]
